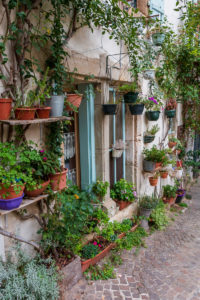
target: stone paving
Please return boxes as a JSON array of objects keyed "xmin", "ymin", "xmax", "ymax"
[{"xmin": 64, "ymin": 182, "xmax": 200, "ymax": 300}]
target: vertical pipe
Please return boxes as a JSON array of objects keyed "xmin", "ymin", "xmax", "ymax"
[
  {"xmin": 122, "ymin": 97, "xmax": 126, "ymax": 179},
  {"xmin": 113, "ymin": 90, "xmax": 117, "ymax": 184}
]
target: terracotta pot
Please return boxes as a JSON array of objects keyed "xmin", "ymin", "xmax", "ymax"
[
  {"xmin": 0, "ymin": 98, "xmax": 12, "ymax": 120},
  {"xmin": 36, "ymin": 107, "xmax": 51, "ymax": 119},
  {"xmin": 149, "ymin": 177, "xmax": 158, "ymax": 186},
  {"xmin": 168, "ymin": 141, "xmax": 177, "ymax": 148},
  {"xmin": 81, "ymin": 224, "xmax": 138, "ymax": 272},
  {"xmin": 163, "ymin": 197, "xmax": 176, "ymax": 205},
  {"xmin": 25, "ymin": 180, "xmax": 50, "ymax": 197},
  {"xmin": 49, "ymin": 169, "xmax": 68, "ymax": 191},
  {"xmin": 65, "ymin": 94, "xmax": 83, "ymax": 111},
  {"xmin": 160, "ymin": 171, "xmax": 168, "ymax": 179},
  {"xmin": 15, "ymin": 108, "xmax": 36, "ymax": 120},
  {"xmin": 155, "ymin": 162, "xmax": 162, "ymax": 168},
  {"xmin": 177, "ymin": 160, "xmax": 183, "ymax": 168},
  {"xmin": 0, "ymin": 183, "xmax": 25, "ymax": 200},
  {"xmin": 116, "ymin": 200, "xmax": 132, "ymax": 210}
]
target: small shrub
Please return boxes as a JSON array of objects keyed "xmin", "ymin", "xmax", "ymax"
[
  {"xmin": 81, "ymin": 243, "xmax": 100, "ymax": 259},
  {"xmin": 150, "ymin": 201, "xmax": 169, "ymax": 230}
]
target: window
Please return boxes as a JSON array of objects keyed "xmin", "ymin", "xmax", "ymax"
[{"xmin": 149, "ymin": 0, "xmax": 164, "ymax": 20}]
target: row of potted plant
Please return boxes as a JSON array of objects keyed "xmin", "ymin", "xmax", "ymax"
[{"xmin": 0, "ymin": 142, "xmax": 68, "ymax": 210}]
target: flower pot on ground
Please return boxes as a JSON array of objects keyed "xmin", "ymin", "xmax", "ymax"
[
  {"xmin": 0, "ymin": 98, "xmax": 12, "ymax": 120},
  {"xmin": 139, "ymin": 195, "xmax": 159, "ymax": 230},
  {"xmin": 110, "ymin": 179, "xmax": 137, "ymax": 211},
  {"xmin": 102, "ymin": 104, "xmax": 118, "ymax": 115},
  {"xmin": 152, "ymin": 32, "xmax": 165, "ymax": 46},
  {"xmin": 65, "ymin": 93, "xmax": 83, "ymax": 111},
  {"xmin": 163, "ymin": 184, "xmax": 177, "ymax": 205},
  {"xmin": 129, "ymin": 104, "xmax": 144, "ymax": 115},
  {"xmin": 176, "ymin": 189, "xmax": 186, "ymax": 203},
  {"xmin": 50, "ymin": 169, "xmax": 68, "ymax": 191},
  {"xmin": 36, "ymin": 107, "xmax": 51, "ymax": 119},
  {"xmin": 25, "ymin": 180, "xmax": 50, "ymax": 197},
  {"xmin": 146, "ymin": 111, "xmax": 160, "ymax": 121},
  {"xmin": 0, "ymin": 194, "xmax": 24, "ymax": 210}
]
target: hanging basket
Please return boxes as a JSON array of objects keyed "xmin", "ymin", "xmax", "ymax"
[
  {"xmin": 144, "ymin": 135, "xmax": 155, "ymax": 144},
  {"xmin": 149, "ymin": 177, "xmax": 158, "ymax": 186},
  {"xmin": 143, "ymin": 160, "xmax": 156, "ymax": 172},
  {"xmin": 143, "ymin": 69, "xmax": 155, "ymax": 80},
  {"xmin": 152, "ymin": 33, "xmax": 165, "ymax": 46},
  {"xmin": 102, "ymin": 104, "xmax": 118, "ymax": 115},
  {"xmin": 128, "ymin": 104, "xmax": 144, "ymax": 115},
  {"xmin": 124, "ymin": 92, "xmax": 139, "ymax": 104},
  {"xmin": 146, "ymin": 111, "xmax": 160, "ymax": 121},
  {"xmin": 165, "ymin": 109, "xmax": 176, "ymax": 118},
  {"xmin": 112, "ymin": 149, "xmax": 123, "ymax": 158}
]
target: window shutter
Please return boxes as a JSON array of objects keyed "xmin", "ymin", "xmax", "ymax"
[
  {"xmin": 149, "ymin": 0, "xmax": 164, "ymax": 19},
  {"xmin": 137, "ymin": 0, "xmax": 149, "ymax": 16}
]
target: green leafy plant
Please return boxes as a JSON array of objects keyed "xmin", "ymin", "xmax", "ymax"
[
  {"xmin": 139, "ymin": 195, "xmax": 160, "ymax": 210},
  {"xmin": 84, "ymin": 262, "xmax": 116, "ymax": 281},
  {"xmin": 150, "ymin": 201, "xmax": 169, "ymax": 230},
  {"xmin": 145, "ymin": 125, "xmax": 160, "ymax": 136},
  {"xmin": 163, "ymin": 184, "xmax": 177, "ymax": 198},
  {"xmin": 92, "ymin": 180, "xmax": 109, "ymax": 198},
  {"xmin": 143, "ymin": 96, "xmax": 163, "ymax": 111},
  {"xmin": 143, "ymin": 145, "xmax": 166, "ymax": 163},
  {"xmin": 118, "ymin": 82, "xmax": 141, "ymax": 93},
  {"xmin": 81, "ymin": 243, "xmax": 100, "ymax": 259},
  {"xmin": 116, "ymin": 227, "xmax": 147, "ymax": 251},
  {"xmin": 185, "ymin": 193, "xmax": 192, "ymax": 200},
  {"xmin": 178, "ymin": 202, "xmax": 188, "ymax": 208},
  {"xmin": 110, "ymin": 179, "xmax": 137, "ymax": 202}
]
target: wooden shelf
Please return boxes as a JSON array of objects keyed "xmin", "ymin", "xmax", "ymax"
[
  {"xmin": 0, "ymin": 194, "xmax": 49, "ymax": 216},
  {"xmin": 0, "ymin": 116, "xmax": 72, "ymax": 126}
]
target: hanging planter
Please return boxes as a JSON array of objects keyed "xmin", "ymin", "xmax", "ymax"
[
  {"xmin": 143, "ymin": 160, "xmax": 156, "ymax": 172},
  {"xmin": 168, "ymin": 141, "xmax": 177, "ymax": 148},
  {"xmin": 65, "ymin": 94, "xmax": 83, "ymax": 111},
  {"xmin": 160, "ymin": 171, "xmax": 168, "ymax": 179},
  {"xmin": 143, "ymin": 69, "xmax": 155, "ymax": 80},
  {"xmin": 165, "ymin": 109, "xmax": 176, "ymax": 118},
  {"xmin": 112, "ymin": 149, "xmax": 123, "ymax": 158},
  {"xmin": 149, "ymin": 176, "xmax": 158, "ymax": 186},
  {"xmin": 152, "ymin": 33, "xmax": 165, "ymax": 46},
  {"xmin": 50, "ymin": 169, "xmax": 68, "ymax": 191},
  {"xmin": 0, "ymin": 98, "xmax": 12, "ymax": 120},
  {"xmin": 102, "ymin": 104, "xmax": 118, "ymax": 115},
  {"xmin": 146, "ymin": 111, "xmax": 160, "ymax": 121},
  {"xmin": 15, "ymin": 108, "xmax": 36, "ymax": 120},
  {"xmin": 129, "ymin": 104, "xmax": 144, "ymax": 115},
  {"xmin": 144, "ymin": 135, "xmax": 155, "ymax": 144},
  {"xmin": 124, "ymin": 92, "xmax": 139, "ymax": 103}
]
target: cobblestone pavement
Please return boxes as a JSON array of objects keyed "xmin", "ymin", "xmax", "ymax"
[{"xmin": 64, "ymin": 182, "xmax": 200, "ymax": 300}]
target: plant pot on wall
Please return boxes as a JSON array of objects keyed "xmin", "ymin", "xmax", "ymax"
[
  {"xmin": 129, "ymin": 104, "xmax": 144, "ymax": 115},
  {"xmin": 50, "ymin": 169, "xmax": 68, "ymax": 191},
  {"xmin": 149, "ymin": 177, "xmax": 158, "ymax": 186},
  {"xmin": 143, "ymin": 160, "xmax": 156, "ymax": 172},
  {"xmin": 0, "ymin": 98, "xmax": 12, "ymax": 120},
  {"xmin": 102, "ymin": 104, "xmax": 118, "ymax": 115},
  {"xmin": 143, "ymin": 69, "xmax": 155, "ymax": 80},
  {"xmin": 165, "ymin": 109, "xmax": 176, "ymax": 118},
  {"xmin": 15, "ymin": 108, "xmax": 36, "ymax": 120},
  {"xmin": 65, "ymin": 94, "xmax": 83, "ymax": 111},
  {"xmin": 124, "ymin": 92, "xmax": 139, "ymax": 103},
  {"xmin": 146, "ymin": 111, "xmax": 160, "ymax": 121},
  {"xmin": 152, "ymin": 33, "xmax": 165, "ymax": 46},
  {"xmin": 46, "ymin": 95, "xmax": 65, "ymax": 117},
  {"xmin": 144, "ymin": 135, "xmax": 155, "ymax": 144},
  {"xmin": 168, "ymin": 141, "xmax": 177, "ymax": 148},
  {"xmin": 112, "ymin": 149, "xmax": 123, "ymax": 158},
  {"xmin": 160, "ymin": 171, "xmax": 168, "ymax": 179}
]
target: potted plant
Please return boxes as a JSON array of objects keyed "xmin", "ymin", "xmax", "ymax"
[
  {"xmin": 144, "ymin": 124, "xmax": 159, "ymax": 143},
  {"xmin": 110, "ymin": 179, "xmax": 137, "ymax": 210},
  {"xmin": 128, "ymin": 96, "xmax": 145, "ymax": 115},
  {"xmin": 65, "ymin": 85, "xmax": 83, "ymax": 111},
  {"xmin": 176, "ymin": 167, "xmax": 183, "ymax": 179},
  {"xmin": 112, "ymin": 139, "xmax": 126, "ymax": 158},
  {"xmin": 143, "ymin": 146, "xmax": 166, "ymax": 172},
  {"xmin": 0, "ymin": 142, "xmax": 33, "ymax": 210},
  {"xmin": 163, "ymin": 184, "xmax": 177, "ymax": 205},
  {"xmin": 102, "ymin": 98, "xmax": 119, "ymax": 115},
  {"xmin": 0, "ymin": 93, "xmax": 12, "ymax": 120},
  {"xmin": 144, "ymin": 96, "xmax": 163, "ymax": 121},
  {"xmin": 149, "ymin": 172, "xmax": 159, "ymax": 186},
  {"xmin": 139, "ymin": 195, "xmax": 159, "ymax": 230},
  {"xmin": 143, "ymin": 69, "xmax": 156, "ymax": 80},
  {"xmin": 151, "ymin": 24, "xmax": 166, "ymax": 46},
  {"xmin": 14, "ymin": 90, "xmax": 36, "ymax": 120},
  {"xmin": 92, "ymin": 180, "xmax": 109, "ymax": 203},
  {"xmin": 165, "ymin": 99, "xmax": 177, "ymax": 118},
  {"xmin": 168, "ymin": 136, "xmax": 178, "ymax": 148},
  {"xmin": 176, "ymin": 188, "xmax": 186, "ymax": 203},
  {"xmin": 118, "ymin": 82, "xmax": 141, "ymax": 103}
]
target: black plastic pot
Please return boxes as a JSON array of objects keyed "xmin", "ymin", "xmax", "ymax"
[
  {"xmin": 129, "ymin": 104, "xmax": 144, "ymax": 115},
  {"xmin": 143, "ymin": 160, "xmax": 156, "ymax": 172},
  {"xmin": 146, "ymin": 111, "xmax": 160, "ymax": 121},
  {"xmin": 175, "ymin": 189, "xmax": 186, "ymax": 203},
  {"xmin": 144, "ymin": 135, "xmax": 155, "ymax": 144},
  {"xmin": 165, "ymin": 109, "xmax": 176, "ymax": 118},
  {"xmin": 102, "ymin": 104, "xmax": 118, "ymax": 115},
  {"xmin": 124, "ymin": 92, "xmax": 139, "ymax": 104}
]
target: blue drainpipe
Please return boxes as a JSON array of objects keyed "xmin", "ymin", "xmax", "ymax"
[{"xmin": 122, "ymin": 97, "xmax": 126, "ymax": 179}]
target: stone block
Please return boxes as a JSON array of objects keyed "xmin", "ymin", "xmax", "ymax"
[{"xmin": 61, "ymin": 256, "xmax": 82, "ymax": 290}]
